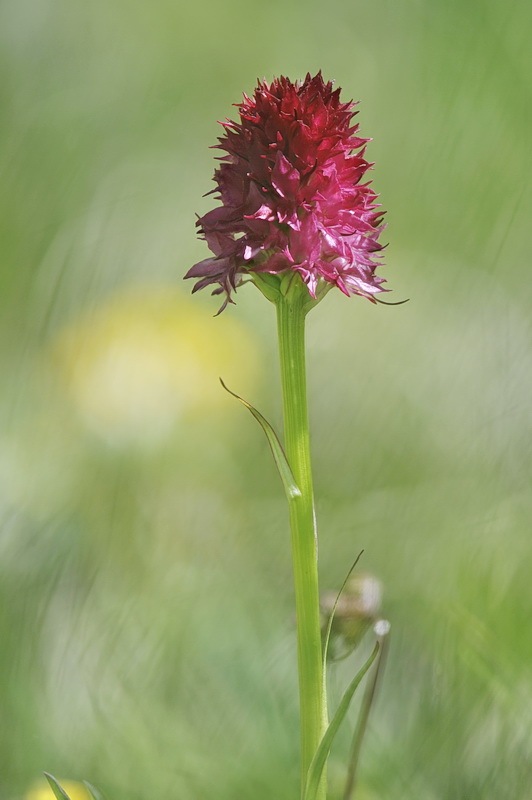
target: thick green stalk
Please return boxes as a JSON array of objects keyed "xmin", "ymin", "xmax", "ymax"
[{"xmin": 276, "ymin": 289, "xmax": 327, "ymax": 799}]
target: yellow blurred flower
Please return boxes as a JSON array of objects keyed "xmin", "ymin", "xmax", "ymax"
[
  {"xmin": 52, "ymin": 287, "xmax": 259, "ymax": 447},
  {"xmin": 25, "ymin": 779, "xmax": 90, "ymax": 800}
]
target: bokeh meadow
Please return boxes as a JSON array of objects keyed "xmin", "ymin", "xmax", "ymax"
[{"xmin": 1, "ymin": 1, "xmax": 531, "ymax": 798}]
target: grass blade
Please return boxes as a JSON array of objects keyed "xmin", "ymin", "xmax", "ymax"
[
  {"xmin": 220, "ymin": 378, "xmax": 301, "ymax": 501},
  {"xmin": 322, "ymin": 552, "xmax": 364, "ymax": 675},
  {"xmin": 43, "ymin": 774, "xmax": 73, "ymax": 800},
  {"xmin": 83, "ymin": 781, "xmax": 106, "ymax": 800},
  {"xmin": 344, "ymin": 621, "xmax": 391, "ymax": 800},
  {"xmin": 304, "ymin": 642, "xmax": 379, "ymax": 800}
]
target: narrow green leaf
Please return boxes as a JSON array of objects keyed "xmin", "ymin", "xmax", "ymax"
[
  {"xmin": 43, "ymin": 774, "xmax": 73, "ymax": 800},
  {"xmin": 220, "ymin": 379, "xmax": 301, "ymax": 501},
  {"xmin": 344, "ymin": 621, "xmax": 391, "ymax": 800},
  {"xmin": 322, "ymin": 551, "xmax": 364, "ymax": 676},
  {"xmin": 304, "ymin": 643, "xmax": 379, "ymax": 800},
  {"xmin": 83, "ymin": 781, "xmax": 105, "ymax": 800}
]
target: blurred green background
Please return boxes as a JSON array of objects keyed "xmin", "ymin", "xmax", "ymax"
[{"xmin": 1, "ymin": 0, "xmax": 531, "ymax": 798}]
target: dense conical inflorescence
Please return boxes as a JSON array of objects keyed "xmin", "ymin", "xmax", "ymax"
[{"xmin": 186, "ymin": 72, "xmax": 386, "ymax": 310}]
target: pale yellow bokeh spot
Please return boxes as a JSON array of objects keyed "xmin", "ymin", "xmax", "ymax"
[
  {"xmin": 25, "ymin": 779, "xmax": 91, "ymax": 800},
  {"xmin": 52, "ymin": 287, "xmax": 259, "ymax": 446}
]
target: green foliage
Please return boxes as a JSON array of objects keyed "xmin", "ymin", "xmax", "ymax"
[
  {"xmin": 304, "ymin": 644, "xmax": 379, "ymax": 800},
  {"xmin": 44, "ymin": 775, "xmax": 73, "ymax": 800},
  {"xmin": 220, "ymin": 379, "xmax": 301, "ymax": 501},
  {"xmin": 321, "ymin": 553, "xmax": 364, "ymax": 672},
  {"xmin": 83, "ymin": 782, "xmax": 106, "ymax": 800}
]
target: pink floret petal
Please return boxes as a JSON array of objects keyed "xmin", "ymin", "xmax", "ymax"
[{"xmin": 185, "ymin": 71, "xmax": 387, "ymax": 309}]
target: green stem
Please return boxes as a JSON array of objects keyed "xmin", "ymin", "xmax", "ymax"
[{"xmin": 276, "ymin": 288, "xmax": 327, "ymax": 799}]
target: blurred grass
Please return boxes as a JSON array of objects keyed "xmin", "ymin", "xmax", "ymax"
[{"xmin": 1, "ymin": 0, "xmax": 531, "ymax": 798}]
